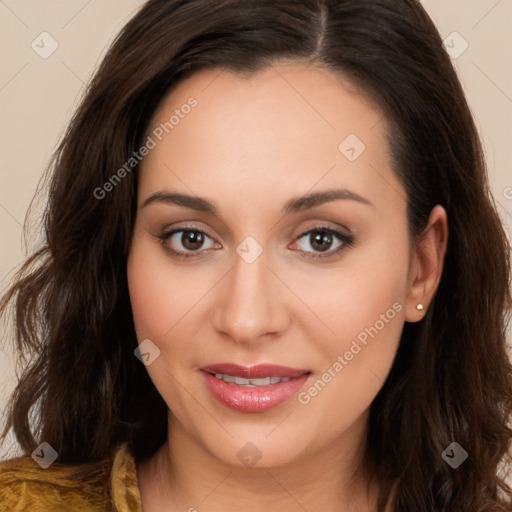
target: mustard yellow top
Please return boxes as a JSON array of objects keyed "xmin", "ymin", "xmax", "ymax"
[{"xmin": 0, "ymin": 443, "xmax": 142, "ymax": 512}]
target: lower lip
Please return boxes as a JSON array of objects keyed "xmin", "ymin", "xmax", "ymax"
[{"xmin": 201, "ymin": 371, "xmax": 311, "ymax": 412}]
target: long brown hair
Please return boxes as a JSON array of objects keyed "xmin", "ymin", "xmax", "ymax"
[{"xmin": 1, "ymin": 0, "xmax": 511, "ymax": 510}]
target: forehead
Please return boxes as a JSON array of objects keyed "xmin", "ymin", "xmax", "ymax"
[
  {"xmin": 147, "ymin": 62, "xmax": 385, "ymax": 151},
  {"xmin": 138, "ymin": 62, "xmax": 404, "ymax": 217}
]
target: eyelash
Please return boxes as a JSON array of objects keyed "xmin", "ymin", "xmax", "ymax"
[{"xmin": 156, "ymin": 223, "xmax": 354, "ymax": 261}]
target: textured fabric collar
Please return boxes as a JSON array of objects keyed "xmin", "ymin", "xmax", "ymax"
[
  {"xmin": 110, "ymin": 443, "xmax": 143, "ymax": 511},
  {"xmin": 0, "ymin": 443, "xmax": 143, "ymax": 511}
]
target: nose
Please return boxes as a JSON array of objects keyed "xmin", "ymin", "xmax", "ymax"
[{"xmin": 212, "ymin": 247, "xmax": 290, "ymax": 345}]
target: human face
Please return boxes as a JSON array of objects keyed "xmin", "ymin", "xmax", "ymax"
[{"xmin": 127, "ymin": 62, "xmax": 413, "ymax": 470}]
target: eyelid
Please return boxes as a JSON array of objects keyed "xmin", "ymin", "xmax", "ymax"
[{"xmin": 157, "ymin": 221, "xmax": 217, "ymax": 241}]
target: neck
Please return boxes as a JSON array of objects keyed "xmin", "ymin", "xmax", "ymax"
[{"xmin": 137, "ymin": 411, "xmax": 379, "ymax": 512}]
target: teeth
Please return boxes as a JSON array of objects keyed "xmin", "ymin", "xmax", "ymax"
[
  {"xmin": 219, "ymin": 373, "xmax": 235, "ymax": 383},
  {"xmin": 251, "ymin": 377, "xmax": 271, "ymax": 386},
  {"xmin": 213, "ymin": 373, "xmax": 293, "ymax": 386}
]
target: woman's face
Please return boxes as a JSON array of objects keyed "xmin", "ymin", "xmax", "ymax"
[{"xmin": 127, "ymin": 62, "xmax": 422, "ymax": 470}]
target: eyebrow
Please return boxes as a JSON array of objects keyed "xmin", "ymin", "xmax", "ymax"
[{"xmin": 141, "ymin": 188, "xmax": 374, "ymax": 215}]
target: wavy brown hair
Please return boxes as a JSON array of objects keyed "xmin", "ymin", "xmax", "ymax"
[{"xmin": 1, "ymin": 0, "xmax": 511, "ymax": 510}]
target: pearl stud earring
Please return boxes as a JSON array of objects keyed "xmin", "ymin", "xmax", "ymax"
[{"xmin": 416, "ymin": 303, "xmax": 424, "ymax": 311}]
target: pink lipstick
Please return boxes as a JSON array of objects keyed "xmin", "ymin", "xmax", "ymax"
[{"xmin": 200, "ymin": 363, "xmax": 311, "ymax": 412}]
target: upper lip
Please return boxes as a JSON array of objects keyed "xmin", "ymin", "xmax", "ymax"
[{"xmin": 201, "ymin": 363, "xmax": 311, "ymax": 379}]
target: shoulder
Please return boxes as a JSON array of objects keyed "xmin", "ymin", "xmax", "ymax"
[{"xmin": 0, "ymin": 443, "xmax": 142, "ymax": 512}]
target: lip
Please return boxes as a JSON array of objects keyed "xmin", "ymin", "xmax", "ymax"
[{"xmin": 200, "ymin": 364, "xmax": 311, "ymax": 413}]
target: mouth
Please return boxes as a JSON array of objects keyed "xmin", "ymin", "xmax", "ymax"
[
  {"xmin": 207, "ymin": 374, "xmax": 294, "ymax": 387},
  {"xmin": 200, "ymin": 363, "xmax": 312, "ymax": 412}
]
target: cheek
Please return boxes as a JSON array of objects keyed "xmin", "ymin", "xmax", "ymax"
[
  {"xmin": 127, "ymin": 237, "xmax": 200, "ymax": 340},
  {"xmin": 127, "ymin": 247, "xmax": 166, "ymax": 339},
  {"xmin": 291, "ymin": 232, "xmax": 410, "ymax": 424},
  {"xmin": 325, "ymin": 267, "xmax": 406, "ymax": 345},
  {"xmin": 293, "ymin": 253, "xmax": 408, "ymax": 438},
  {"xmin": 127, "ymin": 241, "xmax": 198, "ymax": 408},
  {"xmin": 127, "ymin": 236, "xmax": 216, "ymax": 399},
  {"xmin": 292, "ymin": 233, "xmax": 410, "ymax": 350}
]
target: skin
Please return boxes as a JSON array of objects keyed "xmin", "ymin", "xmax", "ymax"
[{"xmin": 127, "ymin": 61, "xmax": 448, "ymax": 512}]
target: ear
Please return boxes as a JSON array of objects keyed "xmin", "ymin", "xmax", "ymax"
[{"xmin": 405, "ymin": 205, "xmax": 448, "ymax": 322}]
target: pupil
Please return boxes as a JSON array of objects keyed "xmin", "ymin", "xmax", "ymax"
[
  {"xmin": 311, "ymin": 231, "xmax": 332, "ymax": 252},
  {"xmin": 182, "ymin": 230, "xmax": 204, "ymax": 250}
]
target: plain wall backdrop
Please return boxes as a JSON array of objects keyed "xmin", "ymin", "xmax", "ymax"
[{"xmin": 0, "ymin": 0, "xmax": 511, "ymax": 462}]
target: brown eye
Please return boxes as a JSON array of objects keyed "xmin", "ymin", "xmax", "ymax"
[
  {"xmin": 292, "ymin": 226, "xmax": 354, "ymax": 260},
  {"xmin": 309, "ymin": 231, "xmax": 334, "ymax": 252},
  {"xmin": 157, "ymin": 227, "xmax": 219, "ymax": 259},
  {"xmin": 181, "ymin": 230, "xmax": 205, "ymax": 251}
]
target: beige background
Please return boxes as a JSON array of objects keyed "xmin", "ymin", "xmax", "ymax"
[{"xmin": 0, "ymin": 0, "xmax": 511, "ymax": 462}]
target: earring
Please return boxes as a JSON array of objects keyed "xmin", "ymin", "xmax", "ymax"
[{"xmin": 416, "ymin": 303, "xmax": 424, "ymax": 311}]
